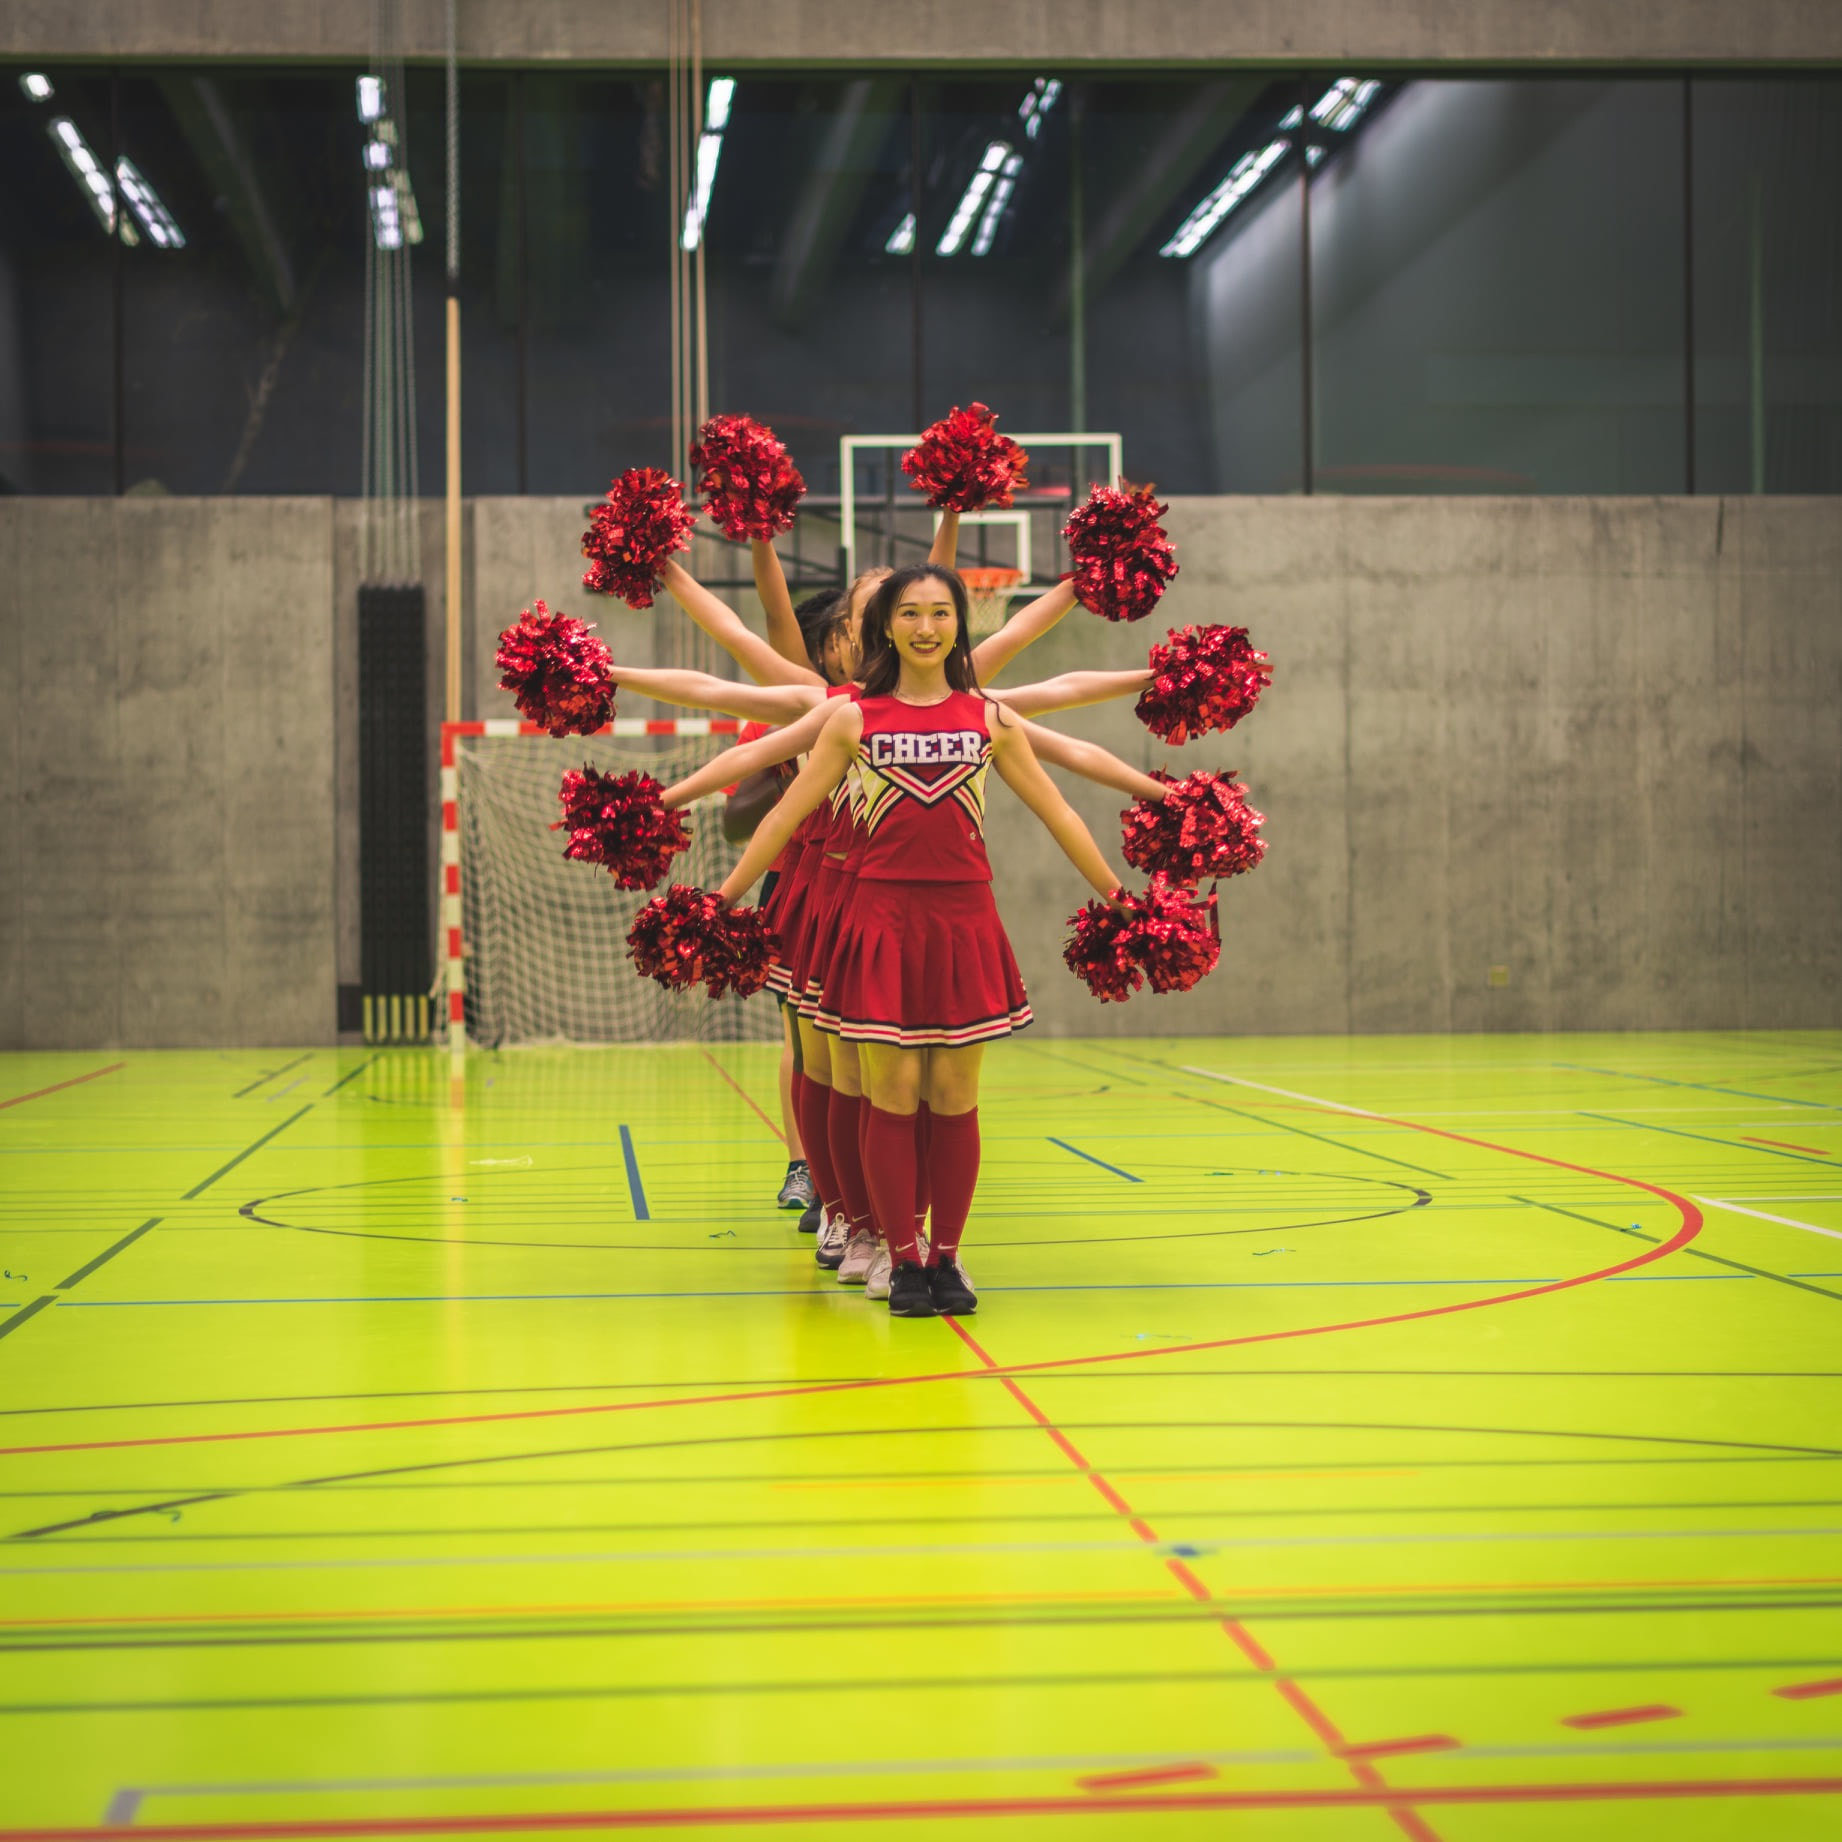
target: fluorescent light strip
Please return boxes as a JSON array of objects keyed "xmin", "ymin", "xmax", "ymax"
[
  {"xmin": 937, "ymin": 139, "xmax": 1010, "ymax": 257},
  {"xmin": 116, "ymin": 155, "xmax": 186, "ymax": 249},
  {"xmin": 1309, "ymin": 76, "xmax": 1381, "ymax": 132},
  {"xmin": 970, "ymin": 152, "xmax": 1023, "ymax": 256},
  {"xmin": 885, "ymin": 212, "xmax": 915, "ymax": 256},
  {"xmin": 1159, "ymin": 137, "xmax": 1290, "ymax": 258},
  {"xmin": 357, "ymin": 76, "xmax": 384, "ymax": 123},
  {"xmin": 1018, "ymin": 76, "xmax": 1061, "ymax": 141},
  {"xmin": 20, "ymin": 73, "xmax": 53, "ymax": 102},
  {"xmin": 47, "ymin": 116, "xmax": 138, "ymax": 244},
  {"xmin": 681, "ymin": 77, "xmax": 735, "ymax": 250}
]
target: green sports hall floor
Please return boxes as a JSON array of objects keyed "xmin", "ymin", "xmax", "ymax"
[{"xmin": 1, "ymin": 1032, "xmax": 1840, "ymax": 1841}]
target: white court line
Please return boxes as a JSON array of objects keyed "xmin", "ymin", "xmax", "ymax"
[
  {"xmin": 1180, "ymin": 1068, "xmax": 1383, "ymax": 1119},
  {"xmin": 1693, "ymin": 1197, "xmax": 1842, "ymax": 1245}
]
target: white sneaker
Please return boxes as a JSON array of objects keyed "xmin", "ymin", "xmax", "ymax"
[
  {"xmin": 864, "ymin": 1242, "xmax": 893, "ymax": 1300},
  {"xmin": 815, "ymin": 1206, "xmax": 850, "ymax": 1270},
  {"xmin": 837, "ymin": 1228, "xmax": 877, "ymax": 1285}
]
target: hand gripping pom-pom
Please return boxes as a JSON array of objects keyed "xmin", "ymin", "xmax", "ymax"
[
  {"xmin": 901, "ymin": 402, "xmax": 1029, "ymax": 512},
  {"xmin": 1135, "ymin": 624, "xmax": 1271, "ymax": 745},
  {"xmin": 581, "ymin": 468, "xmax": 696, "ymax": 608},
  {"xmin": 1121, "ymin": 770, "xmax": 1267, "ymax": 884},
  {"xmin": 552, "ymin": 768, "xmax": 691, "ymax": 892},
  {"xmin": 626, "ymin": 885, "xmax": 780, "ymax": 999},
  {"xmin": 494, "ymin": 601, "xmax": 614, "ymax": 737},
  {"xmin": 1062, "ymin": 480, "xmax": 1179, "ymax": 623},
  {"xmin": 690, "ymin": 414, "xmax": 806, "ymax": 543},
  {"xmin": 1063, "ymin": 874, "xmax": 1221, "ymax": 1003}
]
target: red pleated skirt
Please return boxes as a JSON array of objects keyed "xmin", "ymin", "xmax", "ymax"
[
  {"xmin": 791, "ymin": 854, "xmax": 854, "ymax": 1018},
  {"xmin": 761, "ymin": 837, "xmax": 822, "ymax": 998},
  {"xmin": 815, "ymin": 879, "xmax": 1032, "ymax": 1048}
]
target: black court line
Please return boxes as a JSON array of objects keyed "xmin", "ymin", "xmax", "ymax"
[
  {"xmin": 230, "ymin": 1054, "xmax": 313, "ymax": 1101},
  {"xmin": 1578, "ymin": 1111, "xmax": 1841, "ymax": 1167},
  {"xmin": 55, "ymin": 1219, "xmax": 161, "ymax": 1292},
  {"xmin": 617, "ymin": 1126, "xmax": 649, "ymax": 1221},
  {"xmin": 0, "ymin": 1297, "xmax": 55, "ymax": 1343},
  {"xmin": 180, "ymin": 1107, "xmax": 314, "ymax": 1201},
  {"xmin": 1515, "ymin": 1196, "xmax": 1842, "ymax": 1306},
  {"xmin": 1173, "ymin": 1089, "xmax": 1451, "ymax": 1183},
  {"xmin": 321, "ymin": 1056, "xmax": 377, "ymax": 1098},
  {"xmin": 1046, "ymin": 1138, "xmax": 1141, "ymax": 1182}
]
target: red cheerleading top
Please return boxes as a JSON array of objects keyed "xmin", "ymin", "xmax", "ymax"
[
  {"xmin": 785, "ymin": 684, "xmax": 858, "ymax": 863},
  {"xmin": 852, "ymin": 690, "xmax": 993, "ymax": 884}
]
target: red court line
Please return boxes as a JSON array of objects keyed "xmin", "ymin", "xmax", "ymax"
[
  {"xmin": 1742, "ymin": 1136, "xmax": 1832, "ymax": 1156},
  {"xmin": 1340, "ymin": 1736, "xmax": 1462, "ymax": 1761},
  {"xmin": 1075, "ymin": 1763, "xmax": 1217, "ymax": 1791},
  {"xmin": 942, "ymin": 1315, "xmax": 1440, "ymax": 1842},
  {"xmin": 0, "ymin": 1094, "xmax": 1707, "ymax": 1460},
  {"xmin": 5, "ymin": 1777, "xmax": 1842, "ymax": 1838},
  {"xmin": 698, "ymin": 1050, "xmax": 787, "ymax": 1146},
  {"xmin": 1775, "ymin": 1677, "xmax": 1842, "ymax": 1701},
  {"xmin": 0, "ymin": 1064, "xmax": 124, "ymax": 1112},
  {"xmin": 1561, "ymin": 1704, "xmax": 1683, "ymax": 1731}
]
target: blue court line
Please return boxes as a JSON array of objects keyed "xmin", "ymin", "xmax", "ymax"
[
  {"xmin": 1579, "ymin": 1112, "xmax": 1841, "ymax": 1167},
  {"xmin": 618, "ymin": 1125, "xmax": 649, "ymax": 1220},
  {"xmin": 1557, "ymin": 1062, "xmax": 1839, "ymax": 1111},
  {"xmin": 1047, "ymin": 1138, "xmax": 1142, "ymax": 1182}
]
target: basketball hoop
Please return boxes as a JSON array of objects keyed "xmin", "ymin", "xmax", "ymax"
[{"xmin": 960, "ymin": 565, "xmax": 1025, "ymax": 636}]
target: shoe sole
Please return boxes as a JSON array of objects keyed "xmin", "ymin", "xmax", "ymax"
[
  {"xmin": 889, "ymin": 1300, "xmax": 938, "ymax": 1318},
  {"xmin": 815, "ymin": 1250, "xmax": 847, "ymax": 1270},
  {"xmin": 930, "ymin": 1298, "xmax": 976, "ymax": 1315}
]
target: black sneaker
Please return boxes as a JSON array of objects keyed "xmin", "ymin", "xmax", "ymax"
[
  {"xmin": 798, "ymin": 1199, "xmax": 821, "ymax": 1235},
  {"xmin": 927, "ymin": 1258, "xmax": 978, "ymax": 1315},
  {"xmin": 887, "ymin": 1260, "xmax": 937, "ymax": 1318},
  {"xmin": 777, "ymin": 1160, "xmax": 817, "ymax": 1211}
]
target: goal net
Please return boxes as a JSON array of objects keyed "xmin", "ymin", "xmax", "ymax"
[{"xmin": 442, "ymin": 720, "xmax": 781, "ymax": 1049}]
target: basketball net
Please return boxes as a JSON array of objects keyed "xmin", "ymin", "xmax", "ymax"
[{"xmin": 960, "ymin": 565, "xmax": 1024, "ymax": 636}]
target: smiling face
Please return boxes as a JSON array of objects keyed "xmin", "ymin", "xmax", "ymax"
[{"xmin": 889, "ymin": 574, "xmax": 960, "ymax": 673}]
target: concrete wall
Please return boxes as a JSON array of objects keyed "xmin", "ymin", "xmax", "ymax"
[
  {"xmin": 0, "ymin": 498, "xmax": 336, "ymax": 1049},
  {"xmin": 10, "ymin": 1, "xmax": 1840, "ymax": 66},
  {"xmin": 984, "ymin": 495, "xmax": 1842, "ymax": 1036},
  {"xmin": 3, "ymin": 494, "xmax": 1836, "ymax": 1047}
]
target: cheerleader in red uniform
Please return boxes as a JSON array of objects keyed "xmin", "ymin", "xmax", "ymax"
[{"xmin": 716, "ymin": 565, "xmax": 1131, "ymax": 1319}]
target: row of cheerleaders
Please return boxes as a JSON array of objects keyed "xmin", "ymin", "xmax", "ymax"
[{"xmin": 494, "ymin": 405, "xmax": 1272, "ymax": 1320}]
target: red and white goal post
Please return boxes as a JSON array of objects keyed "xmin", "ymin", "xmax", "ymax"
[{"xmin": 441, "ymin": 716, "xmax": 779, "ymax": 1052}]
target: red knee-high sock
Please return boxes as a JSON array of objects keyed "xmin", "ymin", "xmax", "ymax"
[
  {"xmin": 793, "ymin": 1073, "xmax": 839, "ymax": 1210},
  {"xmin": 828, "ymin": 1086, "xmax": 874, "ymax": 1235},
  {"xmin": 925, "ymin": 1107, "xmax": 980, "ymax": 1265},
  {"xmin": 913, "ymin": 1102, "xmax": 933, "ymax": 1242},
  {"xmin": 863, "ymin": 1104, "xmax": 922, "ymax": 1265}
]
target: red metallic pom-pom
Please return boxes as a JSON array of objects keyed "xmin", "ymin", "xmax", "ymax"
[
  {"xmin": 1063, "ymin": 481, "xmax": 1179, "ymax": 623},
  {"xmin": 1063, "ymin": 874, "xmax": 1221, "ymax": 1003},
  {"xmin": 626, "ymin": 885, "xmax": 779, "ymax": 999},
  {"xmin": 690, "ymin": 414, "xmax": 806, "ymax": 543},
  {"xmin": 1136, "ymin": 624, "xmax": 1271, "ymax": 745},
  {"xmin": 1121, "ymin": 770, "xmax": 1267, "ymax": 883},
  {"xmin": 582, "ymin": 468, "xmax": 696, "ymax": 608},
  {"xmin": 552, "ymin": 767, "xmax": 691, "ymax": 892},
  {"xmin": 901, "ymin": 402, "xmax": 1029, "ymax": 512},
  {"xmin": 494, "ymin": 601, "xmax": 614, "ymax": 737}
]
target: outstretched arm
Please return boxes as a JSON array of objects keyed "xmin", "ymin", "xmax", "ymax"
[
  {"xmin": 610, "ymin": 662, "xmax": 821, "ymax": 726},
  {"xmin": 988, "ymin": 707, "xmax": 1128, "ymax": 900},
  {"xmin": 972, "ymin": 579, "xmax": 1078, "ymax": 683},
  {"xmin": 719, "ymin": 703, "xmax": 862, "ymax": 904},
  {"xmin": 992, "ymin": 666, "xmax": 1154, "ymax": 718},
  {"xmin": 661, "ymin": 559, "xmax": 824, "ymax": 689},
  {"xmin": 752, "ymin": 540, "xmax": 810, "ymax": 672},
  {"xmin": 660, "ymin": 700, "xmax": 832, "ymax": 810},
  {"xmin": 929, "ymin": 509, "xmax": 960, "ymax": 569},
  {"xmin": 1023, "ymin": 722, "xmax": 1167, "ymax": 803}
]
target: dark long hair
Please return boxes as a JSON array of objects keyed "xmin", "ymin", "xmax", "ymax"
[
  {"xmin": 855, "ymin": 566, "xmax": 980, "ymax": 699},
  {"xmin": 794, "ymin": 589, "xmax": 849, "ymax": 681}
]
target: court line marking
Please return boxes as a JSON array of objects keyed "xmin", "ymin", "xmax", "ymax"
[
  {"xmin": 180, "ymin": 1109, "xmax": 313, "ymax": 1201},
  {"xmin": 1553, "ymin": 1060, "xmax": 1841, "ymax": 1112},
  {"xmin": 0, "ymin": 1777, "xmax": 1838, "ymax": 1838},
  {"xmin": 56, "ymin": 1220, "xmax": 161, "ymax": 1292},
  {"xmin": 1694, "ymin": 1198, "xmax": 1842, "ymax": 1245},
  {"xmin": 616, "ymin": 1128, "xmax": 649, "ymax": 1222},
  {"xmin": 320, "ymin": 1058, "xmax": 375, "ymax": 1098},
  {"xmin": 0, "ymin": 1298, "xmax": 56, "ymax": 1343},
  {"xmin": 1045, "ymin": 1139, "xmax": 1141, "ymax": 1182},
  {"xmin": 231, "ymin": 1055, "xmax": 312, "ymax": 1101},
  {"xmin": 1562, "ymin": 1704, "xmax": 1682, "ymax": 1731},
  {"xmin": 0, "ymin": 1065, "xmax": 125, "ymax": 1112},
  {"xmin": 941, "ymin": 1316, "xmax": 1439, "ymax": 1842},
  {"xmin": 1743, "ymin": 1136, "xmax": 1832, "ymax": 1156},
  {"xmin": 698, "ymin": 1050, "xmax": 786, "ymax": 1145},
  {"xmin": 1582, "ymin": 1112, "xmax": 1838, "ymax": 1166}
]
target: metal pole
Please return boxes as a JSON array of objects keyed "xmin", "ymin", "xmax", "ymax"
[
  {"xmin": 1069, "ymin": 85, "xmax": 1087, "ymax": 489},
  {"xmin": 514, "ymin": 71, "xmax": 528, "ymax": 496},
  {"xmin": 909, "ymin": 80, "xmax": 924, "ymax": 431},
  {"xmin": 691, "ymin": 0, "xmax": 708, "ymax": 435},
  {"xmin": 1682, "ymin": 76, "xmax": 1696, "ymax": 496},
  {"xmin": 444, "ymin": 0, "xmax": 462, "ymax": 723},
  {"xmin": 111, "ymin": 69, "xmax": 124, "ymax": 496},
  {"xmin": 1296, "ymin": 82, "xmax": 1314, "ymax": 497}
]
